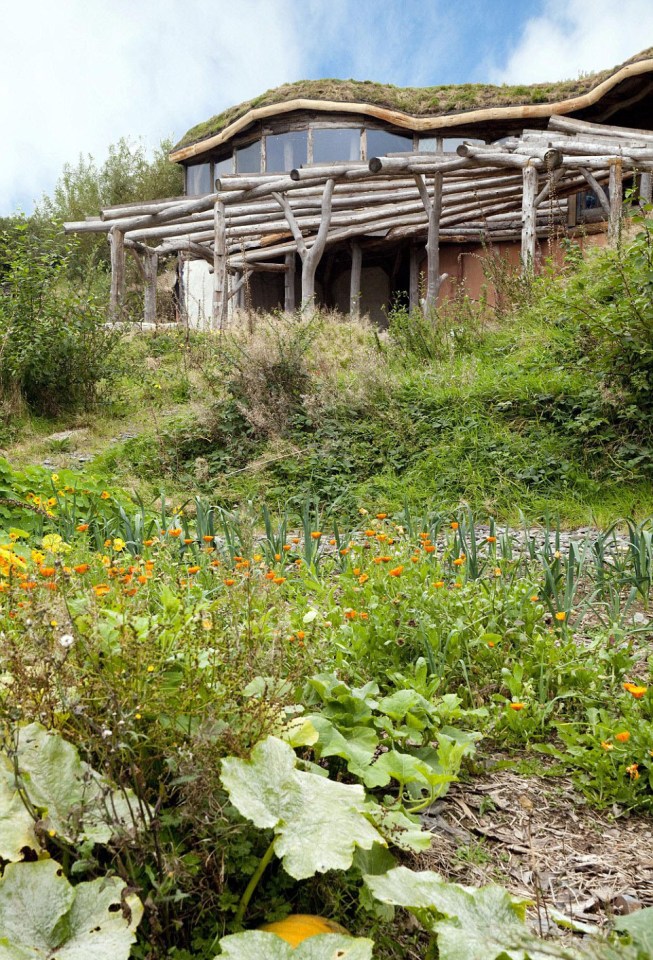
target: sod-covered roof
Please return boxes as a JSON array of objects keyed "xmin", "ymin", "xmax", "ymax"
[{"xmin": 173, "ymin": 48, "xmax": 653, "ymax": 157}]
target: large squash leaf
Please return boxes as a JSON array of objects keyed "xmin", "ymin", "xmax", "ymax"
[
  {"xmin": 0, "ymin": 858, "xmax": 142, "ymax": 959},
  {"xmin": 0, "ymin": 723, "xmax": 146, "ymax": 853},
  {"xmin": 221, "ymin": 736, "xmax": 384, "ymax": 880},
  {"xmin": 217, "ymin": 931, "xmax": 374, "ymax": 959}
]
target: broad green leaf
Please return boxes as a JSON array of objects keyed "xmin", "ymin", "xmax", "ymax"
[
  {"xmin": 307, "ymin": 715, "xmax": 379, "ymax": 781},
  {"xmin": 0, "ymin": 858, "xmax": 142, "ymax": 960},
  {"xmin": 2, "ymin": 723, "xmax": 146, "ymax": 848},
  {"xmin": 0, "ymin": 774, "xmax": 37, "ymax": 862},
  {"xmin": 365, "ymin": 866, "xmax": 531, "ymax": 960},
  {"xmin": 221, "ymin": 736, "xmax": 384, "ymax": 879},
  {"xmin": 217, "ymin": 931, "xmax": 374, "ymax": 960},
  {"xmin": 366, "ymin": 807, "xmax": 431, "ymax": 852},
  {"xmin": 617, "ymin": 907, "xmax": 653, "ymax": 955}
]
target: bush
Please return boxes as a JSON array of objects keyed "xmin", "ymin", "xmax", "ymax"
[{"xmin": 0, "ymin": 219, "xmax": 121, "ymax": 415}]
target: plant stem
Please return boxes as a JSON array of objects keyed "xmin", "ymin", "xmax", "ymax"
[
  {"xmin": 233, "ymin": 837, "xmax": 276, "ymax": 929},
  {"xmin": 424, "ymin": 933, "xmax": 439, "ymax": 960}
]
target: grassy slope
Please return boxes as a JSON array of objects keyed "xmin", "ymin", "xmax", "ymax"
[{"xmin": 4, "ymin": 244, "xmax": 653, "ymax": 527}]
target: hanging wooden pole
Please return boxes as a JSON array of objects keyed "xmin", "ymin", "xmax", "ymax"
[
  {"xmin": 409, "ymin": 245, "xmax": 420, "ymax": 314},
  {"xmin": 213, "ymin": 198, "xmax": 227, "ymax": 329},
  {"xmin": 144, "ymin": 252, "xmax": 158, "ymax": 324},
  {"xmin": 284, "ymin": 252, "xmax": 296, "ymax": 313},
  {"xmin": 608, "ymin": 157, "xmax": 623, "ymax": 245},
  {"xmin": 640, "ymin": 172, "xmax": 652, "ymax": 205},
  {"xmin": 521, "ymin": 162, "xmax": 538, "ymax": 272},
  {"xmin": 349, "ymin": 241, "xmax": 362, "ymax": 318},
  {"xmin": 109, "ymin": 226, "xmax": 125, "ymax": 319}
]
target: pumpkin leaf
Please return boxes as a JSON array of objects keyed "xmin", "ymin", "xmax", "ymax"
[
  {"xmin": 221, "ymin": 736, "xmax": 384, "ymax": 880},
  {"xmin": 0, "ymin": 858, "xmax": 142, "ymax": 959},
  {"xmin": 1, "ymin": 723, "xmax": 147, "ymax": 849},
  {"xmin": 616, "ymin": 907, "xmax": 653, "ymax": 955},
  {"xmin": 0, "ymin": 772, "xmax": 38, "ymax": 862},
  {"xmin": 217, "ymin": 931, "xmax": 374, "ymax": 960}
]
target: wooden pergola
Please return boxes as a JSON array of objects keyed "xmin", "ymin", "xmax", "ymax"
[{"xmin": 64, "ymin": 116, "xmax": 653, "ymax": 325}]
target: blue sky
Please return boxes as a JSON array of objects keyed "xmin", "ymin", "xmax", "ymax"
[{"xmin": 2, "ymin": 0, "xmax": 652, "ymax": 215}]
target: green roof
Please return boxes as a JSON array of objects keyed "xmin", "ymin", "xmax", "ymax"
[{"xmin": 174, "ymin": 48, "xmax": 653, "ymax": 152}]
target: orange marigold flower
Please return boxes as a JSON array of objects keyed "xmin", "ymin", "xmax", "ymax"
[
  {"xmin": 76, "ymin": 523, "xmax": 89, "ymax": 532},
  {"xmin": 555, "ymin": 611, "xmax": 567, "ymax": 622},
  {"xmin": 93, "ymin": 584, "xmax": 110, "ymax": 597},
  {"xmin": 124, "ymin": 587, "xmax": 138, "ymax": 596},
  {"xmin": 626, "ymin": 762, "xmax": 640, "ymax": 780},
  {"xmin": 530, "ymin": 595, "xmax": 539, "ymax": 602},
  {"xmin": 376, "ymin": 513, "xmax": 388, "ymax": 520},
  {"xmin": 291, "ymin": 537, "xmax": 300, "ymax": 544},
  {"xmin": 425, "ymin": 545, "xmax": 436, "ymax": 553},
  {"xmin": 183, "ymin": 538, "xmax": 193, "ymax": 545},
  {"xmin": 187, "ymin": 566, "xmax": 200, "ymax": 574},
  {"xmin": 296, "ymin": 630, "xmax": 306, "ymax": 640},
  {"xmin": 265, "ymin": 571, "xmax": 275, "ymax": 580},
  {"xmin": 45, "ymin": 582, "xmax": 58, "ymax": 591},
  {"xmin": 623, "ymin": 682, "xmax": 648, "ymax": 699},
  {"xmin": 389, "ymin": 565, "xmax": 404, "ymax": 577},
  {"xmin": 601, "ymin": 741, "xmax": 614, "ymax": 751},
  {"xmin": 210, "ymin": 559, "xmax": 221, "ymax": 568},
  {"xmin": 39, "ymin": 567, "xmax": 56, "ymax": 577},
  {"xmin": 272, "ymin": 576, "xmax": 286, "ymax": 585},
  {"xmin": 433, "ymin": 581, "xmax": 445, "ymax": 588},
  {"xmin": 509, "ymin": 702, "xmax": 525, "ymax": 711},
  {"xmin": 364, "ymin": 529, "xmax": 376, "ymax": 537},
  {"xmin": 453, "ymin": 557, "xmax": 465, "ymax": 567},
  {"xmin": 144, "ymin": 539, "xmax": 155, "ymax": 547},
  {"xmin": 450, "ymin": 521, "xmax": 459, "ymax": 530},
  {"xmin": 168, "ymin": 528, "xmax": 182, "ymax": 538},
  {"xmin": 358, "ymin": 573, "xmax": 369, "ymax": 584},
  {"xmin": 486, "ymin": 535, "xmax": 497, "ymax": 543},
  {"xmin": 359, "ymin": 612, "xmax": 369, "ymax": 620},
  {"xmin": 137, "ymin": 575, "xmax": 148, "ymax": 584},
  {"xmin": 223, "ymin": 578, "xmax": 236, "ymax": 586},
  {"xmin": 283, "ymin": 544, "xmax": 292, "ymax": 551},
  {"xmin": 100, "ymin": 491, "xmax": 111, "ymax": 500},
  {"xmin": 345, "ymin": 610, "xmax": 357, "ymax": 620},
  {"xmin": 353, "ymin": 567, "xmax": 361, "ymax": 576},
  {"xmin": 339, "ymin": 548, "xmax": 349, "ymax": 556},
  {"xmin": 203, "ymin": 535, "xmax": 214, "ymax": 543},
  {"xmin": 274, "ymin": 553, "xmax": 282, "ymax": 561},
  {"xmin": 487, "ymin": 641, "xmax": 495, "ymax": 648},
  {"xmin": 615, "ymin": 731, "xmax": 630, "ymax": 743},
  {"xmin": 311, "ymin": 531, "xmax": 322, "ymax": 540}
]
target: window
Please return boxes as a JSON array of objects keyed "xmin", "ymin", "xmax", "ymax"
[
  {"xmin": 266, "ymin": 131, "xmax": 308, "ymax": 173},
  {"xmin": 576, "ymin": 184, "xmax": 609, "ymax": 222},
  {"xmin": 235, "ymin": 140, "xmax": 261, "ymax": 173},
  {"xmin": 313, "ymin": 127, "xmax": 361, "ymax": 163},
  {"xmin": 418, "ymin": 136, "xmax": 439, "ymax": 152},
  {"xmin": 366, "ymin": 129, "xmax": 412, "ymax": 158},
  {"xmin": 215, "ymin": 155, "xmax": 234, "ymax": 179},
  {"xmin": 186, "ymin": 162, "xmax": 212, "ymax": 196}
]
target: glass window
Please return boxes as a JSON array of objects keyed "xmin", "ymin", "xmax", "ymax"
[
  {"xmin": 418, "ymin": 136, "xmax": 439, "ymax": 152},
  {"xmin": 235, "ymin": 140, "xmax": 261, "ymax": 173},
  {"xmin": 366, "ymin": 129, "xmax": 412, "ymax": 158},
  {"xmin": 266, "ymin": 131, "xmax": 308, "ymax": 173},
  {"xmin": 313, "ymin": 127, "xmax": 361, "ymax": 163},
  {"xmin": 186, "ymin": 162, "xmax": 212, "ymax": 196},
  {"xmin": 215, "ymin": 155, "xmax": 234, "ymax": 178}
]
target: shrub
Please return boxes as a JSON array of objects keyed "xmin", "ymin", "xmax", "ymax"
[{"xmin": 0, "ymin": 219, "xmax": 120, "ymax": 415}]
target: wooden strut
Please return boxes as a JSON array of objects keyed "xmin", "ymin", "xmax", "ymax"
[
  {"xmin": 414, "ymin": 171, "xmax": 445, "ymax": 312},
  {"xmin": 272, "ymin": 178, "xmax": 335, "ymax": 316},
  {"xmin": 608, "ymin": 158, "xmax": 624, "ymax": 245},
  {"xmin": 349, "ymin": 241, "xmax": 362, "ymax": 318},
  {"xmin": 521, "ymin": 162, "xmax": 538, "ymax": 272},
  {"xmin": 213, "ymin": 199, "xmax": 227, "ymax": 329},
  {"xmin": 109, "ymin": 226, "xmax": 125, "ymax": 320}
]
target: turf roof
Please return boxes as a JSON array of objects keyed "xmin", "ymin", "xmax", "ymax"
[{"xmin": 174, "ymin": 48, "xmax": 653, "ymax": 152}]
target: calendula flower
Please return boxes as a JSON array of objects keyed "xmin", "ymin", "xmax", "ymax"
[
  {"xmin": 555, "ymin": 611, "xmax": 567, "ymax": 622},
  {"xmin": 100, "ymin": 491, "xmax": 111, "ymax": 500},
  {"xmin": 450, "ymin": 521, "xmax": 459, "ymax": 530},
  {"xmin": 76, "ymin": 523, "xmax": 89, "ymax": 532},
  {"xmin": 168, "ymin": 528, "xmax": 181, "ymax": 538},
  {"xmin": 273, "ymin": 576, "xmax": 286, "ymax": 585},
  {"xmin": 296, "ymin": 630, "xmax": 306, "ymax": 640},
  {"xmin": 358, "ymin": 573, "xmax": 369, "ymax": 585},
  {"xmin": 433, "ymin": 580, "xmax": 445, "ymax": 588},
  {"xmin": 113, "ymin": 538, "xmax": 126, "ymax": 552},
  {"xmin": 486, "ymin": 536, "xmax": 497, "ymax": 543},
  {"xmin": 345, "ymin": 610, "xmax": 357, "ymax": 620},
  {"xmin": 616, "ymin": 731, "xmax": 631, "ymax": 743},
  {"xmin": 626, "ymin": 762, "xmax": 640, "ymax": 780},
  {"xmin": 389, "ymin": 565, "xmax": 404, "ymax": 577},
  {"xmin": 623, "ymin": 682, "xmax": 648, "ymax": 699},
  {"xmin": 600, "ymin": 741, "xmax": 614, "ymax": 751},
  {"xmin": 311, "ymin": 531, "xmax": 322, "ymax": 540},
  {"xmin": 509, "ymin": 702, "xmax": 525, "ymax": 711},
  {"xmin": 223, "ymin": 578, "xmax": 236, "ymax": 586},
  {"xmin": 376, "ymin": 513, "xmax": 388, "ymax": 520},
  {"xmin": 187, "ymin": 565, "xmax": 200, "ymax": 574},
  {"xmin": 93, "ymin": 584, "xmax": 110, "ymax": 597},
  {"xmin": 453, "ymin": 557, "xmax": 465, "ymax": 567}
]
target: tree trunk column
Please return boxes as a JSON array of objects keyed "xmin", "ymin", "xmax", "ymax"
[
  {"xmin": 521, "ymin": 162, "xmax": 538, "ymax": 272},
  {"xmin": 350, "ymin": 241, "xmax": 362, "ymax": 318},
  {"xmin": 213, "ymin": 198, "xmax": 227, "ymax": 330},
  {"xmin": 608, "ymin": 157, "xmax": 623, "ymax": 246},
  {"xmin": 143, "ymin": 252, "xmax": 158, "ymax": 324},
  {"xmin": 109, "ymin": 226, "xmax": 125, "ymax": 320}
]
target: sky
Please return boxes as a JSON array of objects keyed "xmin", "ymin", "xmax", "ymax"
[{"xmin": 2, "ymin": 0, "xmax": 653, "ymax": 216}]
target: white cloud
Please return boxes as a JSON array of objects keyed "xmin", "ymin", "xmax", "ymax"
[
  {"xmin": 1, "ymin": 0, "xmax": 301, "ymax": 214},
  {"xmin": 492, "ymin": 0, "xmax": 653, "ymax": 83}
]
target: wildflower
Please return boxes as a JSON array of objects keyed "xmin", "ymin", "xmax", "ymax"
[
  {"xmin": 143, "ymin": 539, "xmax": 155, "ymax": 547},
  {"xmin": 223, "ymin": 578, "xmax": 236, "ymax": 586},
  {"xmin": 358, "ymin": 508, "xmax": 369, "ymax": 516},
  {"xmin": 184, "ymin": 538, "xmax": 193, "ymax": 545},
  {"xmin": 45, "ymin": 582, "xmax": 57, "ymax": 591},
  {"xmin": 328, "ymin": 539, "xmax": 336, "ymax": 546},
  {"xmin": 265, "ymin": 571, "xmax": 275, "ymax": 580},
  {"xmin": 39, "ymin": 567, "xmax": 55, "ymax": 578},
  {"xmin": 168, "ymin": 528, "xmax": 181, "ymax": 538},
  {"xmin": 113, "ymin": 538, "xmax": 126, "ymax": 552},
  {"xmin": 30, "ymin": 550, "xmax": 45, "ymax": 564},
  {"xmin": 187, "ymin": 565, "xmax": 200, "ymax": 574},
  {"xmin": 425, "ymin": 544, "xmax": 436, "ymax": 554},
  {"xmin": 359, "ymin": 612, "xmax": 369, "ymax": 620},
  {"xmin": 73, "ymin": 564, "xmax": 89, "ymax": 574},
  {"xmin": 600, "ymin": 741, "xmax": 614, "ymax": 751},
  {"xmin": 311, "ymin": 531, "xmax": 322, "ymax": 540},
  {"xmin": 450, "ymin": 521, "xmax": 459, "ymax": 530},
  {"xmin": 284, "ymin": 544, "xmax": 292, "ymax": 551},
  {"xmin": 486, "ymin": 536, "xmax": 497, "ymax": 543},
  {"xmin": 365, "ymin": 529, "xmax": 376, "ymax": 537},
  {"xmin": 20, "ymin": 581, "xmax": 36, "ymax": 590},
  {"xmin": 135, "ymin": 713, "xmax": 142, "ymax": 720},
  {"xmin": 291, "ymin": 537, "xmax": 300, "ymax": 544},
  {"xmin": 42, "ymin": 534, "xmax": 70, "ymax": 554},
  {"xmin": 253, "ymin": 554, "xmax": 262, "ymax": 562},
  {"xmin": 353, "ymin": 567, "xmax": 361, "ymax": 576},
  {"xmin": 616, "ymin": 731, "xmax": 631, "ymax": 743},
  {"xmin": 623, "ymin": 682, "xmax": 648, "ymax": 699},
  {"xmin": 93, "ymin": 584, "xmax": 110, "ymax": 597},
  {"xmin": 487, "ymin": 641, "xmax": 495, "ymax": 648},
  {"xmin": 100, "ymin": 491, "xmax": 111, "ymax": 500},
  {"xmin": 358, "ymin": 573, "xmax": 369, "ymax": 585},
  {"xmin": 47, "ymin": 497, "xmax": 57, "ymax": 507},
  {"xmin": 530, "ymin": 595, "xmax": 539, "ymax": 602},
  {"xmin": 626, "ymin": 762, "xmax": 640, "ymax": 781},
  {"xmin": 124, "ymin": 587, "xmax": 138, "ymax": 596},
  {"xmin": 203, "ymin": 535, "xmax": 214, "ymax": 543},
  {"xmin": 453, "ymin": 557, "xmax": 465, "ymax": 567},
  {"xmin": 555, "ymin": 611, "xmax": 567, "ymax": 622},
  {"xmin": 389, "ymin": 565, "xmax": 404, "ymax": 577},
  {"xmin": 137, "ymin": 575, "xmax": 148, "ymax": 584},
  {"xmin": 273, "ymin": 576, "xmax": 286, "ymax": 585},
  {"xmin": 275, "ymin": 553, "xmax": 282, "ymax": 561},
  {"xmin": 104, "ymin": 538, "xmax": 112, "ymax": 548},
  {"xmin": 494, "ymin": 567, "xmax": 502, "ymax": 577},
  {"xmin": 433, "ymin": 581, "xmax": 445, "ymax": 588},
  {"xmin": 340, "ymin": 548, "xmax": 349, "ymax": 556},
  {"xmin": 509, "ymin": 702, "xmax": 525, "ymax": 711},
  {"xmin": 76, "ymin": 523, "xmax": 89, "ymax": 532},
  {"xmin": 296, "ymin": 630, "xmax": 306, "ymax": 641},
  {"xmin": 376, "ymin": 513, "xmax": 388, "ymax": 520},
  {"xmin": 202, "ymin": 619, "xmax": 212, "ymax": 631},
  {"xmin": 345, "ymin": 610, "xmax": 357, "ymax": 620},
  {"xmin": 147, "ymin": 665, "xmax": 155, "ymax": 673}
]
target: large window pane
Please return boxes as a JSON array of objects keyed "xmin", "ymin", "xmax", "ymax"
[
  {"xmin": 366, "ymin": 129, "xmax": 412, "ymax": 158},
  {"xmin": 186, "ymin": 162, "xmax": 212, "ymax": 196},
  {"xmin": 215, "ymin": 154, "xmax": 234, "ymax": 178},
  {"xmin": 266, "ymin": 131, "xmax": 308, "ymax": 173},
  {"xmin": 235, "ymin": 140, "xmax": 261, "ymax": 173},
  {"xmin": 419, "ymin": 136, "xmax": 439, "ymax": 152},
  {"xmin": 313, "ymin": 127, "xmax": 361, "ymax": 163}
]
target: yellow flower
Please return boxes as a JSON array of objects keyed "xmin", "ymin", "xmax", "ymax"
[
  {"xmin": 555, "ymin": 611, "xmax": 567, "ymax": 622},
  {"xmin": 51, "ymin": 474, "xmax": 59, "ymax": 483},
  {"xmin": 147, "ymin": 665, "xmax": 155, "ymax": 673},
  {"xmin": 41, "ymin": 534, "xmax": 70, "ymax": 554},
  {"xmin": 0, "ymin": 546, "xmax": 27, "ymax": 574},
  {"xmin": 600, "ymin": 741, "xmax": 614, "ymax": 751},
  {"xmin": 112, "ymin": 538, "xmax": 126, "ymax": 552},
  {"xmin": 30, "ymin": 549, "xmax": 45, "ymax": 564},
  {"xmin": 100, "ymin": 491, "xmax": 111, "ymax": 500}
]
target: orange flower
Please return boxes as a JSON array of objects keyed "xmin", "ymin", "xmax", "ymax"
[
  {"xmin": 274, "ymin": 553, "xmax": 282, "ymax": 562},
  {"xmin": 93, "ymin": 584, "xmax": 110, "ymax": 597},
  {"xmin": 265, "ymin": 571, "xmax": 276, "ymax": 580},
  {"xmin": 291, "ymin": 537, "xmax": 300, "ymax": 545},
  {"xmin": 453, "ymin": 557, "xmax": 465, "ymax": 567},
  {"xmin": 555, "ymin": 611, "xmax": 567, "ymax": 622},
  {"xmin": 137, "ymin": 575, "xmax": 148, "ymax": 584},
  {"xmin": 626, "ymin": 762, "xmax": 640, "ymax": 780},
  {"xmin": 296, "ymin": 630, "xmax": 306, "ymax": 641},
  {"xmin": 487, "ymin": 641, "xmax": 495, "ymax": 648},
  {"xmin": 223, "ymin": 578, "xmax": 236, "ymax": 586},
  {"xmin": 210, "ymin": 559, "xmax": 221, "ymax": 568},
  {"xmin": 389, "ymin": 565, "xmax": 404, "ymax": 577},
  {"xmin": 450, "ymin": 521, "xmax": 459, "ymax": 530},
  {"xmin": 144, "ymin": 539, "xmax": 155, "ymax": 547},
  {"xmin": 339, "ymin": 548, "xmax": 349, "ymax": 556},
  {"xmin": 358, "ymin": 573, "xmax": 369, "ymax": 585},
  {"xmin": 168, "ymin": 528, "xmax": 182, "ymax": 538},
  {"xmin": 359, "ymin": 612, "xmax": 369, "ymax": 620},
  {"xmin": 273, "ymin": 576, "xmax": 286, "ymax": 585},
  {"xmin": 365, "ymin": 529, "xmax": 376, "ymax": 537},
  {"xmin": 486, "ymin": 535, "xmax": 497, "ymax": 543},
  {"xmin": 623, "ymin": 682, "xmax": 648, "ymax": 699},
  {"xmin": 283, "ymin": 544, "xmax": 292, "ymax": 551},
  {"xmin": 187, "ymin": 566, "xmax": 200, "ymax": 574},
  {"xmin": 123, "ymin": 587, "xmax": 138, "ymax": 596},
  {"xmin": 424, "ymin": 545, "xmax": 436, "ymax": 553},
  {"xmin": 203, "ymin": 535, "xmax": 214, "ymax": 543},
  {"xmin": 74, "ymin": 563, "xmax": 91, "ymax": 574},
  {"xmin": 45, "ymin": 582, "xmax": 58, "ymax": 591},
  {"xmin": 39, "ymin": 567, "xmax": 56, "ymax": 577},
  {"xmin": 310, "ymin": 531, "xmax": 322, "ymax": 540},
  {"xmin": 530, "ymin": 595, "xmax": 539, "ymax": 602},
  {"xmin": 76, "ymin": 523, "xmax": 89, "ymax": 532},
  {"xmin": 433, "ymin": 581, "xmax": 445, "ymax": 588},
  {"xmin": 328, "ymin": 539, "xmax": 336, "ymax": 546},
  {"xmin": 509, "ymin": 702, "xmax": 525, "ymax": 711},
  {"xmin": 345, "ymin": 610, "xmax": 357, "ymax": 620},
  {"xmin": 353, "ymin": 568, "xmax": 361, "ymax": 576},
  {"xmin": 615, "ymin": 731, "xmax": 630, "ymax": 743},
  {"xmin": 100, "ymin": 491, "xmax": 111, "ymax": 500},
  {"xmin": 376, "ymin": 513, "xmax": 388, "ymax": 520}
]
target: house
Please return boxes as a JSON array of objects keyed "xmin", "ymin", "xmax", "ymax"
[{"xmin": 64, "ymin": 49, "xmax": 653, "ymax": 325}]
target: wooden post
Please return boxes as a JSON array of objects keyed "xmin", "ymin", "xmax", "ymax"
[
  {"xmin": 640, "ymin": 172, "xmax": 653, "ymax": 205},
  {"xmin": 109, "ymin": 226, "xmax": 125, "ymax": 319},
  {"xmin": 521, "ymin": 162, "xmax": 538, "ymax": 272},
  {"xmin": 349, "ymin": 241, "xmax": 362, "ymax": 318},
  {"xmin": 409, "ymin": 245, "xmax": 420, "ymax": 314},
  {"xmin": 284, "ymin": 252, "xmax": 296, "ymax": 313},
  {"xmin": 608, "ymin": 158, "xmax": 623, "ymax": 245},
  {"xmin": 213, "ymin": 198, "xmax": 227, "ymax": 329},
  {"xmin": 144, "ymin": 251, "xmax": 158, "ymax": 324},
  {"xmin": 425, "ymin": 171, "xmax": 443, "ymax": 312}
]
